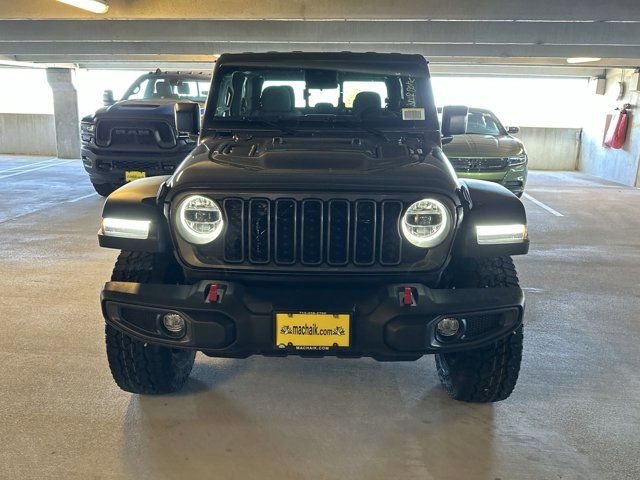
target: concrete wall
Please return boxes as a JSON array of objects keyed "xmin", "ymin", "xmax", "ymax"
[
  {"xmin": 0, "ymin": 113, "xmax": 56, "ymax": 156},
  {"xmin": 515, "ymin": 127, "xmax": 581, "ymax": 171},
  {"xmin": 0, "ymin": 114, "xmax": 582, "ymax": 170},
  {"xmin": 579, "ymin": 69, "xmax": 640, "ymax": 187}
]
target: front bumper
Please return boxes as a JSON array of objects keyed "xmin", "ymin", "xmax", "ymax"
[
  {"xmin": 102, "ymin": 280, "xmax": 525, "ymax": 361},
  {"xmin": 81, "ymin": 145, "xmax": 193, "ymax": 185}
]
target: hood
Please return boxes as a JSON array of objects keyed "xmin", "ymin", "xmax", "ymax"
[
  {"xmin": 88, "ymin": 99, "xmax": 204, "ymax": 121},
  {"xmin": 167, "ymin": 135, "xmax": 459, "ymax": 196},
  {"xmin": 443, "ymin": 134, "xmax": 525, "ymax": 158}
]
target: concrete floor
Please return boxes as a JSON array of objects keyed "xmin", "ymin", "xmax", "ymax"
[{"xmin": 1, "ymin": 155, "xmax": 639, "ymax": 480}]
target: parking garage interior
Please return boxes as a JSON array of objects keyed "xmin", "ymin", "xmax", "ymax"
[{"xmin": 1, "ymin": 2, "xmax": 639, "ymax": 479}]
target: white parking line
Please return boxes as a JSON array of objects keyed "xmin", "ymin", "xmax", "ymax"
[
  {"xmin": 0, "ymin": 158, "xmax": 58, "ymax": 174},
  {"xmin": 0, "ymin": 160, "xmax": 73, "ymax": 180},
  {"xmin": 523, "ymin": 193, "xmax": 564, "ymax": 217},
  {"xmin": 67, "ymin": 193, "xmax": 98, "ymax": 203},
  {"xmin": 0, "ymin": 192, "xmax": 99, "ymax": 225}
]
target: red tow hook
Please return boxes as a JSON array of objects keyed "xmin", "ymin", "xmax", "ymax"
[
  {"xmin": 402, "ymin": 286, "xmax": 414, "ymax": 306},
  {"xmin": 206, "ymin": 283, "xmax": 219, "ymax": 303}
]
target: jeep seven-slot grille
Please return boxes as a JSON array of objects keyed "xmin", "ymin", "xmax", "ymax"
[{"xmin": 221, "ymin": 198, "xmax": 404, "ymax": 267}]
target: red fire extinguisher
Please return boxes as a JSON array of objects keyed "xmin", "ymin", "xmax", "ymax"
[{"xmin": 604, "ymin": 106, "xmax": 631, "ymax": 149}]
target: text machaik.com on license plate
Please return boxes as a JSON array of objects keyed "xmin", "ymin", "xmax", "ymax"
[{"xmin": 275, "ymin": 313, "xmax": 350, "ymax": 350}]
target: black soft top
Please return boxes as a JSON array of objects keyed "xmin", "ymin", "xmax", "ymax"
[{"xmin": 215, "ymin": 52, "xmax": 429, "ymax": 77}]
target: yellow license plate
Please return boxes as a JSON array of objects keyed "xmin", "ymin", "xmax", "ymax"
[
  {"xmin": 275, "ymin": 312, "xmax": 350, "ymax": 350},
  {"xmin": 125, "ymin": 171, "xmax": 146, "ymax": 182}
]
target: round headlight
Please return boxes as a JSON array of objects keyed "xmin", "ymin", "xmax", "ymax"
[
  {"xmin": 401, "ymin": 198, "xmax": 451, "ymax": 248},
  {"xmin": 176, "ymin": 195, "xmax": 224, "ymax": 244}
]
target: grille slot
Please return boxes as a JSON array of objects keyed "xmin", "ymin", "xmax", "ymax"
[
  {"xmin": 248, "ymin": 199, "xmax": 270, "ymax": 263},
  {"xmin": 327, "ymin": 200, "xmax": 350, "ymax": 266},
  {"xmin": 223, "ymin": 198, "xmax": 244, "ymax": 263},
  {"xmin": 275, "ymin": 199, "xmax": 297, "ymax": 264},
  {"xmin": 354, "ymin": 200, "xmax": 377, "ymax": 265},
  {"xmin": 216, "ymin": 197, "xmax": 407, "ymax": 267},
  {"xmin": 301, "ymin": 200, "xmax": 324, "ymax": 265},
  {"xmin": 380, "ymin": 201, "xmax": 403, "ymax": 265}
]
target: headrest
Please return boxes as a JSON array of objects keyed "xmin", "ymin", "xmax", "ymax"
[
  {"xmin": 177, "ymin": 83, "xmax": 191, "ymax": 95},
  {"xmin": 261, "ymin": 86, "xmax": 295, "ymax": 113},
  {"xmin": 352, "ymin": 91, "xmax": 382, "ymax": 115},
  {"xmin": 314, "ymin": 102, "xmax": 335, "ymax": 114},
  {"xmin": 155, "ymin": 80, "xmax": 173, "ymax": 97}
]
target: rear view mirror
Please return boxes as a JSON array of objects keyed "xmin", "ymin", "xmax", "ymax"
[
  {"xmin": 441, "ymin": 105, "xmax": 469, "ymax": 137},
  {"xmin": 103, "ymin": 89, "xmax": 115, "ymax": 106},
  {"xmin": 175, "ymin": 102, "xmax": 201, "ymax": 137},
  {"xmin": 507, "ymin": 126, "xmax": 520, "ymax": 134},
  {"xmin": 305, "ymin": 70, "xmax": 338, "ymax": 89}
]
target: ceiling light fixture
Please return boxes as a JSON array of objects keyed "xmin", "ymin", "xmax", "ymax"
[
  {"xmin": 56, "ymin": 0, "xmax": 109, "ymax": 14},
  {"xmin": 566, "ymin": 57, "xmax": 602, "ymax": 64}
]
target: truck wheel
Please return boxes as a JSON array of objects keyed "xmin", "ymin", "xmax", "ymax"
[
  {"xmin": 92, "ymin": 182, "xmax": 117, "ymax": 197},
  {"xmin": 105, "ymin": 251, "xmax": 196, "ymax": 394},
  {"xmin": 435, "ymin": 257, "xmax": 523, "ymax": 403}
]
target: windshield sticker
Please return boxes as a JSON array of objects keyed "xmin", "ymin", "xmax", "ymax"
[{"xmin": 402, "ymin": 108, "xmax": 425, "ymax": 121}]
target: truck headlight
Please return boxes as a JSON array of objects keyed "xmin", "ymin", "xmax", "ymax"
[
  {"xmin": 507, "ymin": 155, "xmax": 527, "ymax": 166},
  {"xmin": 81, "ymin": 122, "xmax": 95, "ymax": 133},
  {"xmin": 176, "ymin": 195, "xmax": 224, "ymax": 244},
  {"xmin": 401, "ymin": 199, "xmax": 451, "ymax": 248}
]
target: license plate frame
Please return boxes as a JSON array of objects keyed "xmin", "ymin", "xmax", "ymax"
[
  {"xmin": 125, "ymin": 170, "xmax": 146, "ymax": 182},
  {"xmin": 274, "ymin": 311, "xmax": 351, "ymax": 351}
]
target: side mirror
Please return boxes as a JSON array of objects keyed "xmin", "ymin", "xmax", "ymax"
[
  {"xmin": 102, "ymin": 89, "xmax": 115, "ymax": 106},
  {"xmin": 175, "ymin": 102, "xmax": 201, "ymax": 137},
  {"xmin": 441, "ymin": 105, "xmax": 468, "ymax": 137},
  {"xmin": 507, "ymin": 126, "xmax": 520, "ymax": 134}
]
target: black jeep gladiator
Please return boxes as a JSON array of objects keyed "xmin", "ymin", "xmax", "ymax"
[
  {"xmin": 81, "ymin": 70, "xmax": 210, "ymax": 196},
  {"xmin": 98, "ymin": 52, "xmax": 529, "ymax": 403}
]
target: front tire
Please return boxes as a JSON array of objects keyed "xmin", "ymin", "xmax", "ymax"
[
  {"xmin": 105, "ymin": 251, "xmax": 195, "ymax": 394},
  {"xmin": 435, "ymin": 257, "xmax": 524, "ymax": 403},
  {"xmin": 92, "ymin": 182, "xmax": 118, "ymax": 197}
]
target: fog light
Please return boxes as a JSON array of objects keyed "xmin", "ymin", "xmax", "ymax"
[
  {"xmin": 436, "ymin": 317, "xmax": 460, "ymax": 337},
  {"xmin": 162, "ymin": 313, "xmax": 186, "ymax": 335}
]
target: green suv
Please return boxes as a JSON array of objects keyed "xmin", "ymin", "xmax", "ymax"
[{"xmin": 443, "ymin": 107, "xmax": 528, "ymax": 197}]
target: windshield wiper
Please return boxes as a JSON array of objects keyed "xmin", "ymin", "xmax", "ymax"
[
  {"xmin": 347, "ymin": 122, "xmax": 389, "ymax": 142},
  {"xmin": 297, "ymin": 116, "xmax": 389, "ymax": 141},
  {"xmin": 241, "ymin": 117, "xmax": 298, "ymax": 136}
]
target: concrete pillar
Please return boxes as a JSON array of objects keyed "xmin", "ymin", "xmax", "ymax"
[{"xmin": 46, "ymin": 68, "xmax": 80, "ymax": 159}]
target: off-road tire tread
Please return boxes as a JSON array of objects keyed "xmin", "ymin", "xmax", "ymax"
[
  {"xmin": 105, "ymin": 251, "xmax": 195, "ymax": 394},
  {"xmin": 436, "ymin": 256, "xmax": 523, "ymax": 403}
]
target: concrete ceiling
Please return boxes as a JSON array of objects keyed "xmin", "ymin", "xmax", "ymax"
[{"xmin": 1, "ymin": 0, "xmax": 639, "ymax": 75}]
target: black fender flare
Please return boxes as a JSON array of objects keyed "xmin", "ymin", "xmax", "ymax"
[
  {"xmin": 455, "ymin": 179, "xmax": 529, "ymax": 258},
  {"xmin": 98, "ymin": 176, "xmax": 170, "ymax": 252}
]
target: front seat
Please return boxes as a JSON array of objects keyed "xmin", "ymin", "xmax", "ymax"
[
  {"xmin": 352, "ymin": 91, "xmax": 382, "ymax": 116},
  {"xmin": 153, "ymin": 80, "xmax": 178, "ymax": 99},
  {"xmin": 259, "ymin": 86, "xmax": 297, "ymax": 115}
]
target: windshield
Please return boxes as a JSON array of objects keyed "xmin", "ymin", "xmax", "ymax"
[
  {"xmin": 207, "ymin": 66, "xmax": 433, "ymax": 130},
  {"xmin": 465, "ymin": 110, "xmax": 505, "ymax": 136},
  {"xmin": 122, "ymin": 76, "xmax": 209, "ymax": 102}
]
